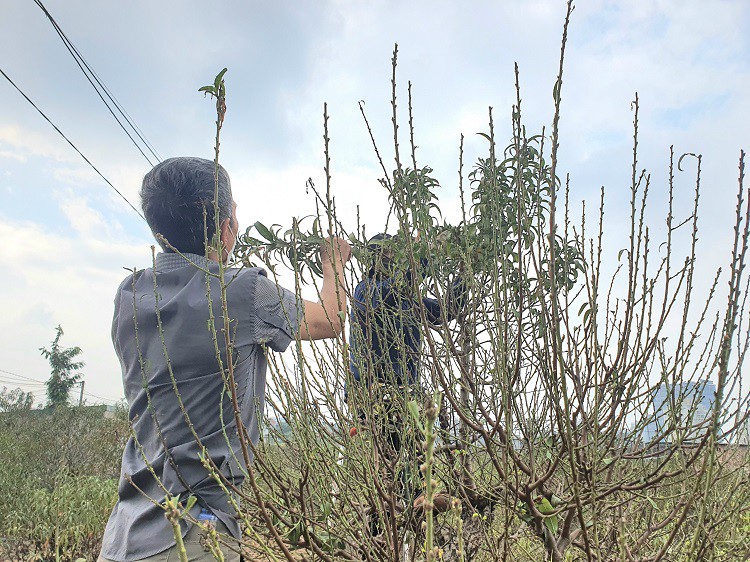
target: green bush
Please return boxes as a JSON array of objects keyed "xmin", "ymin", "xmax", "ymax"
[{"xmin": 0, "ymin": 406, "xmax": 127, "ymax": 561}]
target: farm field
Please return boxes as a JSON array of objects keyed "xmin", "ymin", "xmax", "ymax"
[{"xmin": 1, "ymin": 406, "xmax": 750, "ymax": 561}]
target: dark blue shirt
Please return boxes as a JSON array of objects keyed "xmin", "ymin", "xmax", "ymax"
[{"xmin": 349, "ymin": 274, "xmax": 442, "ymax": 387}]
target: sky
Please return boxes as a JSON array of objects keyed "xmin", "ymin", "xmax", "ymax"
[{"xmin": 0, "ymin": 0, "xmax": 748, "ymax": 406}]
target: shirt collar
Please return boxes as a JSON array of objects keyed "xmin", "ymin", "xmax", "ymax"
[{"xmin": 154, "ymin": 252, "xmax": 215, "ymax": 273}]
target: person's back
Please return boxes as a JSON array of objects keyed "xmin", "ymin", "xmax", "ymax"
[
  {"xmin": 99, "ymin": 157, "xmax": 351, "ymax": 562},
  {"xmin": 103, "ymin": 256, "xmax": 297, "ymax": 560}
]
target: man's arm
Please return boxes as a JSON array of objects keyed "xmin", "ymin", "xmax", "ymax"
[
  {"xmin": 299, "ymin": 237, "xmax": 351, "ymax": 340},
  {"xmin": 423, "ymin": 276, "xmax": 466, "ymax": 326},
  {"xmin": 422, "ymin": 296, "xmax": 443, "ymax": 325}
]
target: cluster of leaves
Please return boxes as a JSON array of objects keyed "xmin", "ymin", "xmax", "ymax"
[
  {"xmin": 198, "ymin": 67, "xmax": 228, "ymax": 123},
  {"xmin": 391, "ymin": 166, "xmax": 442, "ymax": 234},
  {"xmin": 466, "ymin": 135, "xmax": 584, "ymax": 292},
  {"xmin": 234, "ymin": 216, "xmax": 351, "ymax": 280},
  {"xmin": 231, "ymin": 137, "xmax": 583, "ymax": 312},
  {"xmin": 384, "ymin": 136, "xmax": 585, "ymax": 325},
  {"xmin": 0, "ymin": 472, "xmax": 116, "ymax": 562}
]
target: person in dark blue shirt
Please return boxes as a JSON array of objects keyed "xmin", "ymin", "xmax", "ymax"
[
  {"xmin": 349, "ymin": 234, "xmax": 447, "ymax": 388},
  {"xmin": 348, "ymin": 233, "xmax": 462, "ymax": 518}
]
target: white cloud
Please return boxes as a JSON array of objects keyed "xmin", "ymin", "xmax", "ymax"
[
  {"xmin": 52, "ymin": 166, "xmax": 100, "ymax": 187},
  {"xmin": 57, "ymin": 191, "xmax": 118, "ymax": 238},
  {"xmin": 0, "ymin": 125, "xmax": 76, "ymax": 163},
  {"xmin": 0, "ymin": 213, "xmax": 150, "ymax": 404},
  {"xmin": 0, "ymin": 149, "xmax": 26, "ymax": 163},
  {"xmin": 229, "ymin": 161, "xmax": 391, "ymax": 234}
]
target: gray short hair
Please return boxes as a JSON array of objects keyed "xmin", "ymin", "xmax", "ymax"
[{"xmin": 140, "ymin": 157, "xmax": 233, "ymax": 254}]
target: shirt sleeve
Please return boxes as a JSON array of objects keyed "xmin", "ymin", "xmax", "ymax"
[
  {"xmin": 251, "ymin": 271, "xmax": 303, "ymax": 352},
  {"xmin": 422, "ymin": 296, "xmax": 442, "ymax": 325}
]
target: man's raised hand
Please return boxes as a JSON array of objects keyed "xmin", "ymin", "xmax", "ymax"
[
  {"xmin": 320, "ymin": 236, "xmax": 352, "ymax": 267},
  {"xmin": 299, "ymin": 236, "xmax": 351, "ymax": 341}
]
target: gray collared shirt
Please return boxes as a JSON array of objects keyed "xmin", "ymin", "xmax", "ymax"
[{"xmin": 100, "ymin": 253, "xmax": 301, "ymax": 562}]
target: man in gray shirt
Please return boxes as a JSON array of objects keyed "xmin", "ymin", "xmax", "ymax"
[{"xmin": 98, "ymin": 157, "xmax": 351, "ymax": 562}]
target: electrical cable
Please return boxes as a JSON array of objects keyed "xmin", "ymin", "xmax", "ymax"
[
  {"xmin": 0, "ymin": 381, "xmax": 47, "ymax": 389},
  {"xmin": 0, "ymin": 368, "xmax": 46, "ymax": 384},
  {"xmin": 0, "ymin": 67, "xmax": 146, "ymax": 221},
  {"xmin": 81, "ymin": 390, "xmax": 120, "ymax": 405},
  {"xmin": 0, "ymin": 375, "xmax": 46, "ymax": 384},
  {"xmin": 0, "ymin": 368, "xmax": 120, "ymax": 405},
  {"xmin": 33, "ymin": 0, "xmax": 162, "ymax": 165}
]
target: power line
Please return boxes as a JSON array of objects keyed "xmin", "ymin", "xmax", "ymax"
[
  {"xmin": 0, "ymin": 381, "xmax": 47, "ymax": 389},
  {"xmin": 0, "ymin": 67, "xmax": 146, "ymax": 221},
  {"xmin": 0, "ymin": 368, "xmax": 45, "ymax": 385},
  {"xmin": 33, "ymin": 0, "xmax": 162, "ymax": 165},
  {"xmin": 81, "ymin": 389, "xmax": 121, "ymax": 405},
  {"xmin": 0, "ymin": 368, "xmax": 120, "ymax": 405},
  {"xmin": 0, "ymin": 376, "xmax": 46, "ymax": 384}
]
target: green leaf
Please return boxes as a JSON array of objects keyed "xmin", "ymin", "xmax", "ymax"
[
  {"xmin": 214, "ymin": 67, "xmax": 228, "ymax": 88},
  {"xmin": 184, "ymin": 495, "xmax": 198, "ymax": 512},
  {"xmin": 538, "ymin": 497, "xmax": 554, "ymax": 514},
  {"xmin": 516, "ymin": 501, "xmax": 533, "ymax": 523},
  {"xmin": 287, "ymin": 520, "xmax": 303, "ymax": 546},
  {"xmin": 198, "ymin": 85, "xmax": 214, "ymax": 94},
  {"xmin": 552, "ymin": 78, "xmax": 562, "ymax": 103},
  {"xmin": 544, "ymin": 514, "xmax": 559, "ymax": 536},
  {"xmin": 538, "ymin": 497, "xmax": 559, "ymax": 535},
  {"xmin": 321, "ymin": 501, "xmax": 332, "ymax": 518},
  {"xmin": 407, "ymin": 400, "xmax": 424, "ymax": 432},
  {"xmin": 254, "ymin": 221, "xmax": 275, "ymax": 242},
  {"xmin": 314, "ymin": 530, "xmax": 343, "ymax": 552}
]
